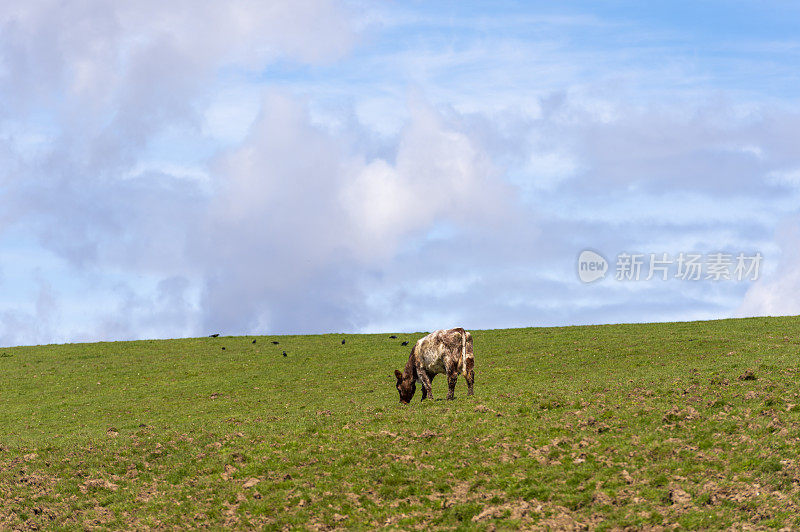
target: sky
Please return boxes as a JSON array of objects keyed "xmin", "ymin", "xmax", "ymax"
[{"xmin": 1, "ymin": 1, "xmax": 800, "ymax": 346}]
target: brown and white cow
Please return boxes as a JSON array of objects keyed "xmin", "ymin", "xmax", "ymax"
[{"xmin": 394, "ymin": 328, "xmax": 474, "ymax": 403}]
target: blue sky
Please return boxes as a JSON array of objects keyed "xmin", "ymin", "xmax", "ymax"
[{"xmin": 1, "ymin": 1, "xmax": 799, "ymax": 346}]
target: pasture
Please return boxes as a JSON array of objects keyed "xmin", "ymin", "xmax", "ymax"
[{"xmin": 2, "ymin": 316, "xmax": 800, "ymax": 529}]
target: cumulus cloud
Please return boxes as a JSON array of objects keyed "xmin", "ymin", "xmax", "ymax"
[
  {"xmin": 0, "ymin": 0, "xmax": 357, "ymax": 267},
  {"xmin": 342, "ymin": 99, "xmax": 511, "ymax": 259},
  {"xmin": 737, "ymin": 217, "xmax": 800, "ymax": 317},
  {"xmin": 0, "ymin": 0, "xmax": 359, "ymax": 344},
  {"xmin": 0, "ymin": 273, "xmax": 59, "ymax": 346},
  {"xmin": 194, "ymin": 91, "xmax": 513, "ymax": 334}
]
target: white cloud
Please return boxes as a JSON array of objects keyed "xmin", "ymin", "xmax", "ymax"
[
  {"xmin": 737, "ymin": 217, "xmax": 800, "ymax": 317},
  {"xmin": 343, "ymin": 98, "xmax": 511, "ymax": 259},
  {"xmin": 194, "ymin": 91, "xmax": 513, "ymax": 333},
  {"xmin": 517, "ymin": 151, "xmax": 582, "ymax": 192},
  {"xmin": 0, "ymin": 0, "xmax": 359, "ymax": 344},
  {"xmin": 766, "ymin": 167, "xmax": 800, "ymax": 187}
]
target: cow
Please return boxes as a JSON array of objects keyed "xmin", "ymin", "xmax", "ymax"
[{"xmin": 394, "ymin": 328, "xmax": 474, "ymax": 403}]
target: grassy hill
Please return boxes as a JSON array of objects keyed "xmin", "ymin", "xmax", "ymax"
[{"xmin": 2, "ymin": 316, "xmax": 800, "ymax": 529}]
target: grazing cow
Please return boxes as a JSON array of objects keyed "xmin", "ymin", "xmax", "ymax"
[
  {"xmin": 272, "ymin": 341, "xmax": 279, "ymax": 345},
  {"xmin": 209, "ymin": 333, "xmax": 219, "ymax": 338},
  {"xmin": 341, "ymin": 339, "xmax": 346, "ymax": 345},
  {"xmin": 394, "ymin": 328, "xmax": 474, "ymax": 403},
  {"xmin": 389, "ymin": 335, "xmax": 397, "ymax": 339},
  {"xmin": 401, "ymin": 341, "xmax": 408, "ymax": 346}
]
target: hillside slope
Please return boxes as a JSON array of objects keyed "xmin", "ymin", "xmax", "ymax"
[{"xmin": 2, "ymin": 317, "xmax": 800, "ymax": 529}]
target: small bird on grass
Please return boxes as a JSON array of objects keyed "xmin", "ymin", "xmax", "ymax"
[{"xmin": 252, "ymin": 339, "xmax": 257, "ymax": 344}]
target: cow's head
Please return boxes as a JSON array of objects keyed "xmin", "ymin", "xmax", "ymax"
[{"xmin": 394, "ymin": 369, "xmax": 416, "ymax": 404}]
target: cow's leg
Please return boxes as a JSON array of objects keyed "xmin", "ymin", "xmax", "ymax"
[
  {"xmin": 421, "ymin": 372, "xmax": 435, "ymax": 401},
  {"xmin": 465, "ymin": 357, "xmax": 475, "ymax": 396},
  {"xmin": 418, "ymin": 369, "xmax": 433, "ymax": 401},
  {"xmin": 446, "ymin": 371, "xmax": 458, "ymax": 400}
]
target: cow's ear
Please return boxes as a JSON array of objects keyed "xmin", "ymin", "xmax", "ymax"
[{"xmin": 394, "ymin": 369, "xmax": 403, "ymax": 382}]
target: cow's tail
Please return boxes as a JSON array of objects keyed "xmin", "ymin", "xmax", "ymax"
[
  {"xmin": 459, "ymin": 328, "xmax": 474, "ymax": 377},
  {"xmin": 461, "ymin": 330, "xmax": 466, "ymax": 372}
]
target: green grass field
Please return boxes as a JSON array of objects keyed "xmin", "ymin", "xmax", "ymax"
[{"xmin": 2, "ymin": 316, "xmax": 800, "ymax": 529}]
